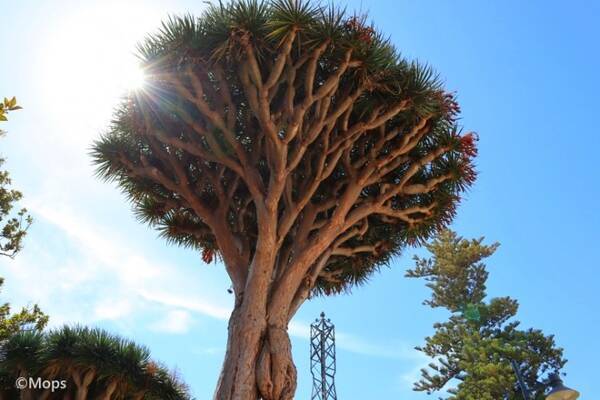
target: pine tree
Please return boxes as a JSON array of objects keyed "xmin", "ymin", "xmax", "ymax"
[
  {"xmin": 406, "ymin": 230, "xmax": 566, "ymax": 399},
  {"xmin": 92, "ymin": 1, "xmax": 478, "ymax": 398}
]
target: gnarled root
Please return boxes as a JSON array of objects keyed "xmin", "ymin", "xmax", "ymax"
[{"xmin": 256, "ymin": 325, "xmax": 297, "ymax": 400}]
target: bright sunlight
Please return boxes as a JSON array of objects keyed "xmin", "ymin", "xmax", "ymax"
[{"xmin": 36, "ymin": 2, "xmax": 160, "ymax": 145}]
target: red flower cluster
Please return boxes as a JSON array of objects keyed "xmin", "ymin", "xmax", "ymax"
[
  {"xmin": 456, "ymin": 132, "xmax": 478, "ymax": 187},
  {"xmin": 435, "ymin": 199, "xmax": 458, "ymax": 233},
  {"xmin": 459, "ymin": 132, "xmax": 478, "ymax": 158},
  {"xmin": 345, "ymin": 17, "xmax": 375, "ymax": 45},
  {"xmin": 202, "ymin": 248, "xmax": 214, "ymax": 264},
  {"xmin": 435, "ymin": 90, "xmax": 461, "ymax": 122},
  {"xmin": 459, "ymin": 161, "xmax": 477, "ymax": 187}
]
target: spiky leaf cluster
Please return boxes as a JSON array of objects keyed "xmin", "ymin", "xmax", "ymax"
[
  {"xmin": 93, "ymin": 0, "xmax": 477, "ymax": 296},
  {"xmin": 0, "ymin": 326, "xmax": 190, "ymax": 399},
  {"xmin": 406, "ymin": 231, "xmax": 566, "ymax": 399}
]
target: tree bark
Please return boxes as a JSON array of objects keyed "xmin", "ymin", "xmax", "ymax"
[
  {"xmin": 256, "ymin": 324, "xmax": 297, "ymax": 400},
  {"xmin": 213, "ymin": 301, "xmax": 296, "ymax": 400},
  {"xmin": 97, "ymin": 380, "xmax": 117, "ymax": 400},
  {"xmin": 38, "ymin": 390, "xmax": 51, "ymax": 400},
  {"xmin": 73, "ymin": 369, "xmax": 95, "ymax": 400}
]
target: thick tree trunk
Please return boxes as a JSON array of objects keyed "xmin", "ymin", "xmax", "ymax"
[{"xmin": 214, "ymin": 302, "xmax": 296, "ymax": 400}]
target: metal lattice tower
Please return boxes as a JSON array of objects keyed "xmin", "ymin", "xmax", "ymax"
[{"xmin": 310, "ymin": 312, "xmax": 337, "ymax": 400}]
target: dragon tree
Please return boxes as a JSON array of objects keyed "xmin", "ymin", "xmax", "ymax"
[
  {"xmin": 93, "ymin": 1, "xmax": 478, "ymax": 399},
  {"xmin": 0, "ymin": 326, "xmax": 190, "ymax": 399}
]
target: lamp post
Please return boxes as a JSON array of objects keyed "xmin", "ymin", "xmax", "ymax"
[
  {"xmin": 510, "ymin": 360, "xmax": 580, "ymax": 400},
  {"xmin": 545, "ymin": 374, "xmax": 580, "ymax": 400}
]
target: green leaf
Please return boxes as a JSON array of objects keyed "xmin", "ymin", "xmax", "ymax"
[{"xmin": 462, "ymin": 303, "xmax": 481, "ymax": 322}]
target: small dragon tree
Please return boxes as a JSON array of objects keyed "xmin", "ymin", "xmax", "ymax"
[
  {"xmin": 0, "ymin": 326, "xmax": 190, "ymax": 399},
  {"xmin": 92, "ymin": 1, "xmax": 478, "ymax": 399}
]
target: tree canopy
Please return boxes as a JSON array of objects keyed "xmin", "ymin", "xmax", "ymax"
[
  {"xmin": 407, "ymin": 230, "xmax": 566, "ymax": 400},
  {"xmin": 93, "ymin": 0, "xmax": 476, "ymax": 298},
  {"xmin": 92, "ymin": 1, "xmax": 479, "ymax": 398},
  {"xmin": 0, "ymin": 326, "xmax": 190, "ymax": 399}
]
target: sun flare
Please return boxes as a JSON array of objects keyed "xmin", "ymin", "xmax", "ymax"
[
  {"xmin": 123, "ymin": 65, "xmax": 147, "ymax": 91},
  {"xmin": 37, "ymin": 3, "xmax": 161, "ymax": 141}
]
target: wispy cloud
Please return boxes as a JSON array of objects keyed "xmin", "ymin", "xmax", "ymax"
[
  {"xmin": 1, "ymin": 199, "xmax": 231, "ymax": 328},
  {"xmin": 150, "ymin": 310, "xmax": 194, "ymax": 334},
  {"xmin": 138, "ymin": 289, "xmax": 231, "ymax": 321},
  {"xmin": 3, "ymin": 198, "xmax": 422, "ymax": 374},
  {"xmin": 94, "ymin": 298, "xmax": 135, "ymax": 321},
  {"xmin": 336, "ymin": 331, "xmax": 422, "ymax": 360},
  {"xmin": 398, "ymin": 351, "xmax": 430, "ymax": 388}
]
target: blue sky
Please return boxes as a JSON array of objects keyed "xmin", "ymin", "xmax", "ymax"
[{"xmin": 1, "ymin": 1, "xmax": 598, "ymax": 398}]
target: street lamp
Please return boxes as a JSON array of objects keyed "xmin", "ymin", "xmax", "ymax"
[
  {"xmin": 510, "ymin": 360, "xmax": 580, "ymax": 400},
  {"xmin": 545, "ymin": 373, "xmax": 580, "ymax": 400}
]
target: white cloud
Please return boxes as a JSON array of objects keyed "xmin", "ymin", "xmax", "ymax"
[
  {"xmin": 0, "ymin": 199, "xmax": 232, "ymax": 332},
  {"xmin": 398, "ymin": 351, "xmax": 430, "ymax": 389},
  {"xmin": 150, "ymin": 310, "xmax": 193, "ymax": 334},
  {"xmin": 193, "ymin": 346, "xmax": 224, "ymax": 356},
  {"xmin": 94, "ymin": 298, "xmax": 135, "ymax": 321},
  {"xmin": 335, "ymin": 331, "xmax": 421, "ymax": 360},
  {"xmin": 289, "ymin": 320, "xmax": 311, "ymax": 339},
  {"xmin": 138, "ymin": 289, "xmax": 231, "ymax": 321}
]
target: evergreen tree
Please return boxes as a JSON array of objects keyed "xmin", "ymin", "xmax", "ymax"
[
  {"xmin": 92, "ymin": 1, "xmax": 478, "ymax": 398},
  {"xmin": 406, "ymin": 230, "xmax": 566, "ymax": 399}
]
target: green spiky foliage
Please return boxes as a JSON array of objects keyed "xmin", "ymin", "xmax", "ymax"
[
  {"xmin": 92, "ymin": 1, "xmax": 477, "ymax": 397},
  {"xmin": 406, "ymin": 231, "xmax": 566, "ymax": 400},
  {"xmin": 0, "ymin": 326, "xmax": 190, "ymax": 399},
  {"xmin": 0, "ymin": 330, "xmax": 44, "ymax": 375}
]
